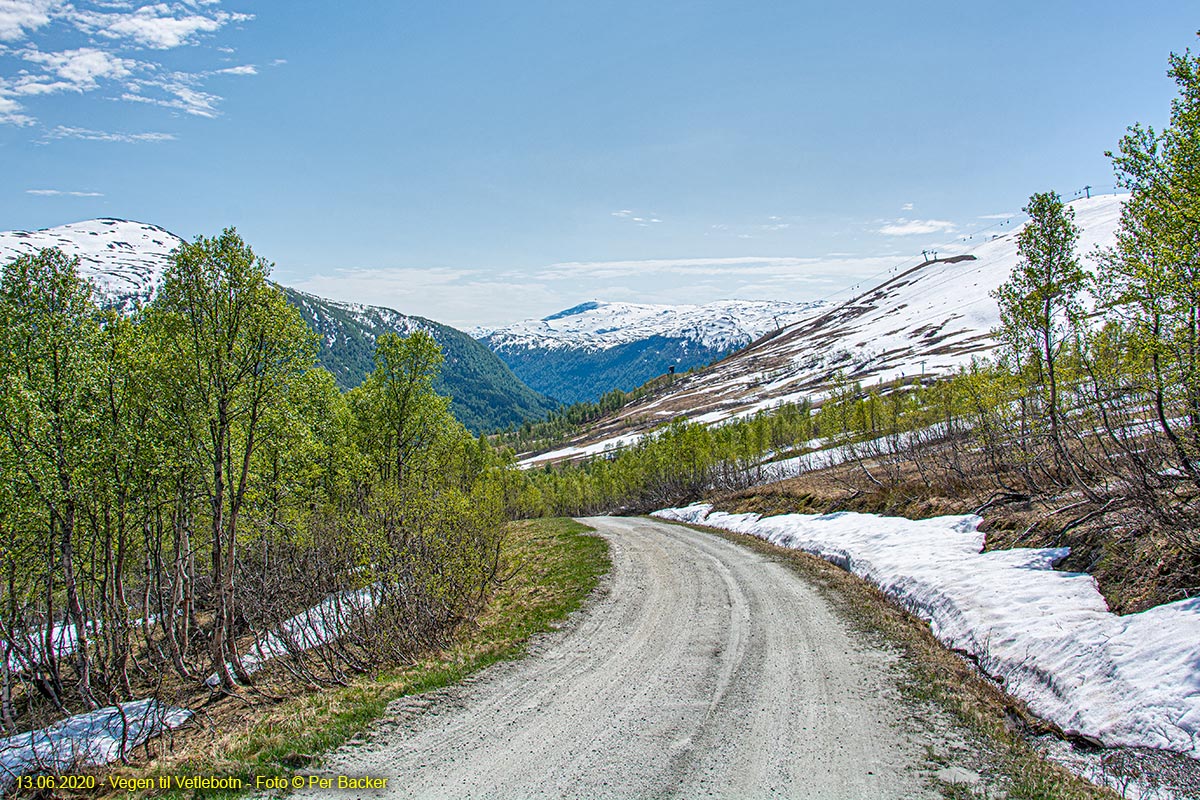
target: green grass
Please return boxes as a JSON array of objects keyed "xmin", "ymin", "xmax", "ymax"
[{"xmin": 99, "ymin": 518, "xmax": 608, "ymax": 799}]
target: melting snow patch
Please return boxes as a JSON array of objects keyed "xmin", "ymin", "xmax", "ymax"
[
  {"xmin": 0, "ymin": 699, "xmax": 190, "ymax": 791},
  {"xmin": 206, "ymin": 585, "xmax": 381, "ymax": 687},
  {"xmin": 652, "ymin": 504, "xmax": 1200, "ymax": 760}
]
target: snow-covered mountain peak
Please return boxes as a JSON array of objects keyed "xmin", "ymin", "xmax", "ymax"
[
  {"xmin": 480, "ymin": 298, "xmax": 829, "ymax": 354},
  {"xmin": 0, "ymin": 218, "xmax": 184, "ymax": 311},
  {"xmin": 543, "ymin": 301, "xmax": 603, "ymax": 321}
]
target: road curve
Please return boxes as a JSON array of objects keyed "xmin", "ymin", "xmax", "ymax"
[{"xmin": 297, "ymin": 516, "xmax": 948, "ymax": 799}]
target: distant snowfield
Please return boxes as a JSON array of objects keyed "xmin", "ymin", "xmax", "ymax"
[{"xmin": 653, "ymin": 504, "xmax": 1200, "ymax": 760}]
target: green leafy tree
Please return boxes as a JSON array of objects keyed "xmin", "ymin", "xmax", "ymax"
[
  {"xmin": 1102, "ymin": 43, "xmax": 1200, "ymax": 479},
  {"xmin": 147, "ymin": 229, "xmax": 316, "ymax": 688},
  {"xmin": 0, "ymin": 249, "xmax": 102, "ymax": 708},
  {"xmin": 992, "ymin": 191, "xmax": 1089, "ymax": 466}
]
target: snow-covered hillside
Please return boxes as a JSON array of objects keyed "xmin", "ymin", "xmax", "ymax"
[
  {"xmin": 520, "ymin": 194, "xmax": 1125, "ymax": 463},
  {"xmin": 0, "ymin": 219, "xmax": 183, "ymax": 312},
  {"xmin": 476, "ymin": 299, "xmax": 827, "ymax": 354}
]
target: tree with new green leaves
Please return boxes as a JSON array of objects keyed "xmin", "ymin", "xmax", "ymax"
[
  {"xmin": 0, "ymin": 248, "xmax": 102, "ymax": 709},
  {"xmin": 352, "ymin": 330, "xmax": 453, "ymax": 488},
  {"xmin": 992, "ymin": 191, "xmax": 1089, "ymax": 467},
  {"xmin": 1102, "ymin": 41, "xmax": 1200, "ymax": 482},
  {"xmin": 147, "ymin": 228, "xmax": 316, "ymax": 688}
]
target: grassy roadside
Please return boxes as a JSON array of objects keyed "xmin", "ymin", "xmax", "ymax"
[
  {"xmin": 675, "ymin": 519, "xmax": 1117, "ymax": 800},
  {"xmin": 92, "ymin": 518, "xmax": 609, "ymax": 800}
]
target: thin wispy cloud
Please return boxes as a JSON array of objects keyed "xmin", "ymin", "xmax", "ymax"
[
  {"xmin": 0, "ymin": 1, "xmax": 263, "ymax": 129},
  {"xmin": 611, "ymin": 208, "xmax": 663, "ymax": 226},
  {"xmin": 901, "ymin": 202, "xmax": 914, "ymax": 211},
  {"xmin": 43, "ymin": 124, "xmax": 176, "ymax": 142},
  {"xmin": 26, "ymin": 188, "xmax": 103, "ymax": 196},
  {"xmin": 878, "ymin": 219, "xmax": 957, "ymax": 236},
  {"xmin": 978, "ymin": 212, "xmax": 1016, "ymax": 220},
  {"xmin": 291, "ymin": 252, "xmax": 909, "ymax": 329},
  {"xmin": 122, "ymin": 81, "xmax": 221, "ymax": 117},
  {"xmin": 534, "ymin": 254, "xmax": 899, "ymax": 281}
]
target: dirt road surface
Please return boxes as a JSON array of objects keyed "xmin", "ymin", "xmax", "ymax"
[{"xmin": 294, "ymin": 516, "xmax": 961, "ymax": 799}]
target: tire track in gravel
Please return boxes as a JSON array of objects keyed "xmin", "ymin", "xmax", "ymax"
[{"xmin": 292, "ymin": 516, "xmax": 952, "ymax": 799}]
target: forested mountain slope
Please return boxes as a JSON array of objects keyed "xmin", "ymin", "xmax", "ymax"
[
  {"xmin": 0, "ymin": 219, "xmax": 555, "ymax": 432},
  {"xmin": 283, "ymin": 288, "xmax": 555, "ymax": 431}
]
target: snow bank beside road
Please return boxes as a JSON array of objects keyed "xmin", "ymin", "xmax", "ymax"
[{"xmin": 653, "ymin": 504, "xmax": 1200, "ymax": 759}]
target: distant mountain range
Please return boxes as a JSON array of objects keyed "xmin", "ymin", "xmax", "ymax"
[
  {"xmin": 0, "ymin": 219, "xmax": 555, "ymax": 433},
  {"xmin": 473, "ymin": 299, "xmax": 828, "ymax": 404}
]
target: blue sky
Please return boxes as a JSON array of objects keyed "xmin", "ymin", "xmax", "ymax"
[{"xmin": 1, "ymin": 2, "xmax": 1197, "ymax": 327}]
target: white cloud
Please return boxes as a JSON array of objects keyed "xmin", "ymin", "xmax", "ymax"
[
  {"xmin": 287, "ymin": 250, "xmax": 923, "ymax": 329},
  {"xmin": 537, "ymin": 255, "xmax": 835, "ymax": 281},
  {"xmin": 0, "ymin": 91, "xmax": 33, "ymax": 124},
  {"xmin": 122, "ymin": 79, "xmax": 221, "ymax": 117},
  {"xmin": 878, "ymin": 219, "xmax": 957, "ymax": 236},
  {"xmin": 0, "ymin": 2, "xmax": 262, "ymax": 127},
  {"xmin": 26, "ymin": 188, "xmax": 103, "ymax": 196},
  {"xmin": 978, "ymin": 212, "xmax": 1016, "ymax": 220},
  {"xmin": 901, "ymin": 202, "xmax": 914, "ymax": 211},
  {"xmin": 612, "ymin": 208, "xmax": 663, "ymax": 226},
  {"xmin": 0, "ymin": 0, "xmax": 57, "ymax": 42},
  {"xmin": 44, "ymin": 124, "xmax": 175, "ymax": 142},
  {"xmin": 17, "ymin": 46, "xmax": 136, "ymax": 92},
  {"xmin": 68, "ymin": 5, "xmax": 252, "ymax": 49}
]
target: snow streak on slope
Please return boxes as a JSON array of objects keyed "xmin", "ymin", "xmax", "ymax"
[
  {"xmin": 475, "ymin": 299, "xmax": 828, "ymax": 354},
  {"xmin": 0, "ymin": 219, "xmax": 183, "ymax": 312},
  {"xmin": 0, "ymin": 700, "xmax": 192, "ymax": 792},
  {"xmin": 286, "ymin": 287, "xmax": 426, "ymax": 351}
]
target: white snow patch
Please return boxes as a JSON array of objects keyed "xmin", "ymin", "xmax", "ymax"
[
  {"xmin": 0, "ymin": 699, "xmax": 190, "ymax": 790},
  {"xmin": 517, "ymin": 432, "xmax": 646, "ymax": 468},
  {"xmin": 205, "ymin": 585, "xmax": 381, "ymax": 687},
  {"xmin": 653, "ymin": 504, "xmax": 1200, "ymax": 759},
  {"xmin": 0, "ymin": 219, "xmax": 182, "ymax": 311}
]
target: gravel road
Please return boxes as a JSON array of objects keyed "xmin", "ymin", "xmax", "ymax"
[{"xmin": 296, "ymin": 516, "xmax": 960, "ymax": 799}]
